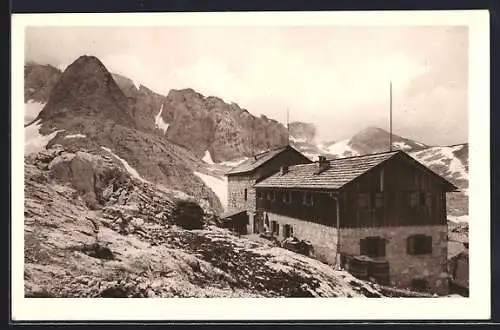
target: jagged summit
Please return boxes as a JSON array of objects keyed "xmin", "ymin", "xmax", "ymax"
[{"xmin": 36, "ymin": 55, "xmax": 135, "ymax": 127}]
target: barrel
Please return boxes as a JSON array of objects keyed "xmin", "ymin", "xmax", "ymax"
[
  {"xmin": 349, "ymin": 256, "xmax": 370, "ymax": 279},
  {"xmin": 368, "ymin": 259, "xmax": 390, "ymax": 285}
]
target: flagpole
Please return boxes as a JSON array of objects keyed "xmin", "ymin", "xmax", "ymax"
[
  {"xmin": 287, "ymin": 108, "xmax": 290, "ymax": 146},
  {"xmin": 389, "ymin": 81, "xmax": 393, "ymax": 152}
]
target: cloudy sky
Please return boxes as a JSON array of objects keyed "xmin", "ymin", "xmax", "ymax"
[{"xmin": 25, "ymin": 26, "xmax": 468, "ymax": 145}]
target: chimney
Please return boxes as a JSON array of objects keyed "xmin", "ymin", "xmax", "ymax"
[
  {"xmin": 317, "ymin": 156, "xmax": 330, "ymax": 174},
  {"xmin": 280, "ymin": 165, "xmax": 289, "ymax": 175}
]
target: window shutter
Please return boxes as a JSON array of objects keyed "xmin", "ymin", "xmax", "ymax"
[
  {"xmin": 407, "ymin": 236, "xmax": 415, "ymax": 255},
  {"xmin": 360, "ymin": 238, "xmax": 368, "ymax": 256},
  {"xmin": 378, "ymin": 238, "xmax": 386, "ymax": 257},
  {"xmin": 425, "ymin": 236, "xmax": 433, "ymax": 254}
]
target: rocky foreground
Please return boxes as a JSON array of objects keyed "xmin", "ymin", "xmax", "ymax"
[{"xmin": 25, "ymin": 145, "xmax": 389, "ymax": 298}]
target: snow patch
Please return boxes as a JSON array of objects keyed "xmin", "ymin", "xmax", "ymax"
[
  {"xmin": 448, "ymin": 215, "xmax": 469, "ymax": 223},
  {"xmin": 25, "ymin": 119, "xmax": 64, "ymax": 155},
  {"xmin": 411, "ymin": 145, "xmax": 468, "ymax": 180},
  {"xmin": 100, "ymin": 146, "xmax": 149, "ymax": 183},
  {"xmin": 320, "ymin": 139, "xmax": 359, "ymax": 157},
  {"xmin": 202, "ymin": 150, "xmax": 215, "ymax": 164},
  {"xmin": 25, "ymin": 101, "xmax": 46, "ymax": 125},
  {"xmin": 219, "ymin": 157, "xmax": 248, "ymax": 168},
  {"xmin": 194, "ymin": 171, "xmax": 228, "ymax": 209},
  {"xmin": 290, "ymin": 136, "xmax": 308, "ymax": 143},
  {"xmin": 133, "ymin": 80, "xmax": 141, "ymax": 90},
  {"xmin": 302, "ymin": 152, "xmax": 319, "ymax": 161},
  {"xmin": 64, "ymin": 133, "xmax": 86, "ymax": 139},
  {"xmin": 154, "ymin": 104, "xmax": 169, "ymax": 134},
  {"xmin": 392, "ymin": 141, "xmax": 412, "ymax": 150}
]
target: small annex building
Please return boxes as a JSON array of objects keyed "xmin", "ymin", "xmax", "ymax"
[{"xmin": 223, "ymin": 144, "xmax": 312, "ymax": 234}]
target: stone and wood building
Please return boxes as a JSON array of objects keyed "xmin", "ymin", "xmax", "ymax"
[
  {"xmin": 223, "ymin": 145, "xmax": 313, "ymax": 233},
  {"xmin": 224, "ymin": 146, "xmax": 459, "ymax": 294}
]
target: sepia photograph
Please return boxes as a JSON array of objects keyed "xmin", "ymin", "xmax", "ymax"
[{"xmin": 11, "ymin": 10, "xmax": 490, "ymax": 321}]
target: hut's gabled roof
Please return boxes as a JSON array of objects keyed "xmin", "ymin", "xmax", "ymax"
[
  {"xmin": 225, "ymin": 144, "xmax": 311, "ymax": 176},
  {"xmin": 254, "ymin": 150, "xmax": 458, "ymax": 192}
]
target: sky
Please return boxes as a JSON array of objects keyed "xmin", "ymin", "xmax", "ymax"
[{"xmin": 25, "ymin": 26, "xmax": 468, "ymax": 145}]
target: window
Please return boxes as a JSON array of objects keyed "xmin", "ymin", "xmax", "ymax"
[
  {"xmin": 257, "ymin": 191, "xmax": 264, "ymax": 199},
  {"xmin": 303, "ymin": 192, "xmax": 314, "ymax": 207},
  {"xmin": 267, "ymin": 191, "xmax": 276, "ymax": 202},
  {"xmin": 244, "ymin": 188, "xmax": 248, "ymax": 201},
  {"xmin": 407, "ymin": 234, "xmax": 433, "ymax": 255},
  {"xmin": 360, "ymin": 236, "xmax": 386, "ymax": 258},
  {"xmin": 370, "ymin": 193, "xmax": 384, "ymax": 209},
  {"xmin": 410, "ymin": 192, "xmax": 418, "ymax": 208},
  {"xmin": 283, "ymin": 224, "xmax": 293, "ymax": 238},
  {"xmin": 282, "ymin": 191, "xmax": 292, "ymax": 204},
  {"xmin": 271, "ymin": 221, "xmax": 280, "ymax": 235},
  {"xmin": 357, "ymin": 193, "xmax": 369, "ymax": 209},
  {"xmin": 418, "ymin": 192, "xmax": 426, "ymax": 206}
]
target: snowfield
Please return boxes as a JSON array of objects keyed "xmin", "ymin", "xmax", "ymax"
[
  {"xmin": 319, "ymin": 139, "xmax": 359, "ymax": 157},
  {"xmin": 392, "ymin": 141, "xmax": 413, "ymax": 151},
  {"xmin": 24, "ymin": 100, "xmax": 45, "ymax": 125},
  {"xmin": 24, "ymin": 101, "xmax": 65, "ymax": 155},
  {"xmin": 194, "ymin": 171, "xmax": 228, "ymax": 209},
  {"xmin": 448, "ymin": 215, "xmax": 469, "ymax": 223},
  {"xmin": 219, "ymin": 157, "xmax": 248, "ymax": 168},
  {"xmin": 411, "ymin": 145, "xmax": 468, "ymax": 180},
  {"xmin": 154, "ymin": 105, "xmax": 169, "ymax": 134},
  {"xmin": 101, "ymin": 146, "xmax": 149, "ymax": 183},
  {"xmin": 25, "ymin": 122, "xmax": 63, "ymax": 155},
  {"xmin": 290, "ymin": 136, "xmax": 308, "ymax": 143},
  {"xmin": 202, "ymin": 150, "xmax": 215, "ymax": 164},
  {"xmin": 64, "ymin": 133, "xmax": 87, "ymax": 139}
]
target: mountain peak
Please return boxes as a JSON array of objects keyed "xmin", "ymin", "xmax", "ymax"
[{"xmin": 37, "ymin": 55, "xmax": 135, "ymax": 127}]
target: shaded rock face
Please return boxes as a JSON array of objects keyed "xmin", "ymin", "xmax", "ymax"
[
  {"xmin": 24, "ymin": 63, "xmax": 62, "ymax": 103},
  {"xmin": 37, "ymin": 56, "xmax": 135, "ymax": 127},
  {"xmin": 162, "ymin": 89, "xmax": 288, "ymax": 162},
  {"xmin": 289, "ymin": 121, "xmax": 316, "ymax": 143},
  {"xmin": 111, "ymin": 73, "xmax": 167, "ymax": 134},
  {"xmin": 42, "ymin": 119, "xmax": 224, "ymax": 213},
  {"xmin": 28, "ymin": 56, "xmax": 222, "ymax": 212},
  {"xmin": 25, "ymin": 58, "xmax": 289, "ymax": 164}
]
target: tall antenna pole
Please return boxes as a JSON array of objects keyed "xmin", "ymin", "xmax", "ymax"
[
  {"xmin": 286, "ymin": 108, "xmax": 290, "ymax": 146},
  {"xmin": 389, "ymin": 80, "xmax": 393, "ymax": 152},
  {"xmin": 251, "ymin": 121, "xmax": 256, "ymax": 159}
]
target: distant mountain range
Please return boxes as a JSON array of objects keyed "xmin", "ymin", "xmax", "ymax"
[{"xmin": 24, "ymin": 56, "xmax": 468, "ymax": 217}]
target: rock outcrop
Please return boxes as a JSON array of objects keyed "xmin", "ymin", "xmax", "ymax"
[
  {"xmin": 24, "ymin": 62, "xmax": 62, "ymax": 103},
  {"xmin": 37, "ymin": 55, "xmax": 136, "ymax": 127},
  {"xmin": 24, "ymin": 146, "xmax": 388, "ymax": 298},
  {"xmin": 161, "ymin": 89, "xmax": 288, "ymax": 162}
]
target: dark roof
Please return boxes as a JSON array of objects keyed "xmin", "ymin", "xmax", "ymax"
[
  {"xmin": 220, "ymin": 209, "xmax": 247, "ymax": 219},
  {"xmin": 254, "ymin": 150, "xmax": 458, "ymax": 191},
  {"xmin": 225, "ymin": 145, "xmax": 310, "ymax": 176}
]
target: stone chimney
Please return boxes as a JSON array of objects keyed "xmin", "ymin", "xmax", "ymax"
[
  {"xmin": 280, "ymin": 165, "xmax": 289, "ymax": 175},
  {"xmin": 317, "ymin": 156, "xmax": 330, "ymax": 174}
]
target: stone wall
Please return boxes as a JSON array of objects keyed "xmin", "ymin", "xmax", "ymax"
[
  {"xmin": 263, "ymin": 212, "xmax": 339, "ymax": 265},
  {"xmin": 339, "ymin": 225, "xmax": 449, "ymax": 295},
  {"xmin": 227, "ymin": 174, "xmax": 257, "ymax": 212},
  {"xmin": 263, "ymin": 211, "xmax": 449, "ymax": 294},
  {"xmin": 227, "ymin": 174, "xmax": 258, "ymax": 233}
]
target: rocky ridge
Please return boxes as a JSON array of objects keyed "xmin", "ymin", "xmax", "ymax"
[{"xmin": 25, "ymin": 145, "xmax": 390, "ymax": 298}]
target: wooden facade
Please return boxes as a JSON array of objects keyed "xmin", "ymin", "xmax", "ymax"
[{"xmin": 256, "ymin": 154, "xmax": 450, "ymax": 228}]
